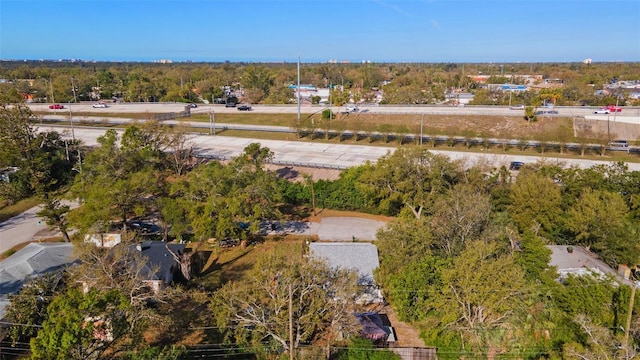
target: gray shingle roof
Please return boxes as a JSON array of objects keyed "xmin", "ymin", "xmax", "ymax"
[
  {"xmin": 128, "ymin": 241, "xmax": 185, "ymax": 283},
  {"xmin": 547, "ymin": 245, "xmax": 617, "ymax": 279},
  {"xmin": 0, "ymin": 242, "xmax": 75, "ymax": 319},
  {"xmin": 309, "ymin": 242, "xmax": 379, "ymax": 285},
  {"xmin": 0, "ymin": 242, "xmax": 75, "ymax": 294}
]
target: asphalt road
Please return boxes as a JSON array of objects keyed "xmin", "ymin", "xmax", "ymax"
[
  {"xmin": 28, "ymin": 102, "xmax": 640, "ymax": 119},
  {"xmin": 37, "ymin": 125, "xmax": 640, "ymax": 172},
  {"xmin": 0, "ymin": 205, "xmax": 46, "ymax": 255}
]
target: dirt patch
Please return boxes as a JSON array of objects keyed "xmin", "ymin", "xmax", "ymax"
[
  {"xmin": 381, "ymin": 304, "xmax": 426, "ymax": 348},
  {"xmin": 577, "ymin": 118, "xmax": 640, "ymax": 142}
]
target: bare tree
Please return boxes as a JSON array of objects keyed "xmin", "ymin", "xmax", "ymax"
[{"xmin": 163, "ymin": 122, "xmax": 194, "ymax": 176}]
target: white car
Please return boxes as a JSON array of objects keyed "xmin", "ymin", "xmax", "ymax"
[
  {"xmin": 92, "ymin": 103, "xmax": 108, "ymax": 108},
  {"xmin": 593, "ymin": 109, "xmax": 610, "ymax": 114},
  {"xmin": 345, "ymin": 105, "xmax": 359, "ymax": 113}
]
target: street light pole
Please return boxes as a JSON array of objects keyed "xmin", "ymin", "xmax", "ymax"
[
  {"xmin": 297, "ymin": 54, "xmax": 301, "ymax": 123},
  {"xmin": 71, "ymin": 76, "xmax": 77, "ymax": 103},
  {"xmin": 49, "ymin": 78, "xmax": 55, "ymax": 105},
  {"xmin": 328, "ymin": 86, "xmax": 331, "ymax": 139},
  {"xmin": 68, "ymin": 103, "xmax": 75, "ymax": 141}
]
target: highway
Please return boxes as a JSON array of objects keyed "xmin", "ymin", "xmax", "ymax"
[
  {"xmin": 28, "ymin": 102, "xmax": 640, "ymax": 120},
  {"xmin": 37, "ymin": 125, "xmax": 640, "ymax": 172}
]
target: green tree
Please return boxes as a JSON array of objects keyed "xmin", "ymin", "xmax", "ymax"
[
  {"xmin": 564, "ymin": 188, "xmax": 637, "ymax": 266},
  {"xmin": 167, "ymin": 143, "xmax": 281, "ymax": 242},
  {"xmin": 37, "ymin": 198, "xmax": 72, "ymax": 242},
  {"xmin": 508, "ymin": 170, "xmax": 563, "ymax": 238},
  {"xmin": 422, "ymin": 241, "xmax": 532, "ymax": 358},
  {"xmin": 30, "ymin": 288, "xmax": 130, "ymax": 360},
  {"xmin": 68, "ymin": 129, "xmax": 163, "ymax": 234},
  {"xmin": 357, "ymin": 147, "xmax": 464, "ymax": 219},
  {"xmin": 385, "ymin": 255, "xmax": 448, "ymax": 323},
  {"xmin": 374, "ymin": 218, "xmax": 434, "ymax": 290},
  {"xmin": 4, "ymin": 273, "xmax": 65, "ymax": 345},
  {"xmin": 514, "ymin": 230, "xmax": 555, "ymax": 282},
  {"xmin": 0, "ymin": 103, "xmax": 74, "ymax": 199},
  {"xmin": 335, "ymin": 337, "xmax": 402, "ymax": 360}
]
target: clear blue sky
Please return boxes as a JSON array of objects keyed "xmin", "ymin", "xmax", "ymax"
[{"xmin": 1, "ymin": 0, "xmax": 639, "ymax": 63}]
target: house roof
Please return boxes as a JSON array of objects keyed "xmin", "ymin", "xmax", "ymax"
[
  {"xmin": 128, "ymin": 241, "xmax": 185, "ymax": 283},
  {"xmin": 547, "ymin": 245, "xmax": 624, "ymax": 281},
  {"xmin": 355, "ymin": 312, "xmax": 388, "ymax": 341},
  {"xmin": 309, "ymin": 242, "xmax": 379, "ymax": 285},
  {"xmin": 0, "ymin": 242, "xmax": 75, "ymax": 319},
  {"xmin": 0, "ymin": 242, "xmax": 75, "ymax": 295}
]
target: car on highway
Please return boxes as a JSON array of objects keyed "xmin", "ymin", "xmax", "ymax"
[
  {"xmin": 608, "ymin": 139, "xmax": 628, "ymax": 148},
  {"xmin": 509, "ymin": 161, "xmax": 525, "ymax": 170},
  {"xmin": 225, "ymin": 101, "xmax": 237, "ymax": 108},
  {"xmin": 593, "ymin": 108, "xmax": 610, "ymax": 114},
  {"xmin": 92, "ymin": 102, "xmax": 108, "ymax": 108},
  {"xmin": 509, "ymin": 105, "xmax": 525, "ymax": 110},
  {"xmin": 605, "ymin": 104, "xmax": 622, "ymax": 112},
  {"xmin": 345, "ymin": 105, "xmax": 359, "ymax": 113},
  {"xmin": 237, "ymin": 105, "xmax": 252, "ymax": 111},
  {"xmin": 49, "ymin": 104, "xmax": 64, "ymax": 109},
  {"xmin": 186, "ymin": 103, "xmax": 198, "ymax": 108}
]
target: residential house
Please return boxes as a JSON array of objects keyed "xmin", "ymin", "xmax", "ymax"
[
  {"xmin": 547, "ymin": 245, "xmax": 637, "ymax": 287},
  {"xmin": 128, "ymin": 241, "xmax": 186, "ymax": 293},
  {"xmin": 0, "ymin": 242, "xmax": 75, "ymax": 318},
  {"xmin": 309, "ymin": 242, "xmax": 383, "ymax": 304}
]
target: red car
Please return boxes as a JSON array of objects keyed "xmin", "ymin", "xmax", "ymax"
[
  {"xmin": 49, "ymin": 104, "xmax": 64, "ymax": 109},
  {"xmin": 605, "ymin": 104, "xmax": 622, "ymax": 112}
]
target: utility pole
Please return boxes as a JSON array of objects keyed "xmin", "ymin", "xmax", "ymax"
[
  {"xmin": 289, "ymin": 283, "xmax": 294, "ymax": 360},
  {"xmin": 68, "ymin": 105, "xmax": 75, "ymax": 141},
  {"xmin": 328, "ymin": 85, "xmax": 331, "ymax": 139},
  {"xmin": 623, "ymin": 278, "xmax": 636, "ymax": 358},
  {"xmin": 49, "ymin": 78, "xmax": 55, "ymax": 104},
  {"xmin": 71, "ymin": 76, "xmax": 77, "ymax": 103},
  {"xmin": 297, "ymin": 54, "xmax": 301, "ymax": 123}
]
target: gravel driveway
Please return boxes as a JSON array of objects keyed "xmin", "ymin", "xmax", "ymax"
[{"xmin": 317, "ymin": 217, "xmax": 387, "ymax": 241}]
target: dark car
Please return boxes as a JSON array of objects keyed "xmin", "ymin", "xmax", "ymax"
[
  {"xmin": 237, "ymin": 105, "xmax": 252, "ymax": 111},
  {"xmin": 225, "ymin": 101, "xmax": 237, "ymax": 108},
  {"xmin": 49, "ymin": 104, "xmax": 64, "ymax": 109},
  {"xmin": 509, "ymin": 161, "xmax": 525, "ymax": 170}
]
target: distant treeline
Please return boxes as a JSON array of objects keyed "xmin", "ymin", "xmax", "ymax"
[{"xmin": 0, "ymin": 60, "xmax": 638, "ymax": 106}]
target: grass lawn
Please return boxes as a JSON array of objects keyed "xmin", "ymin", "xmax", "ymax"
[{"xmin": 0, "ymin": 197, "xmax": 40, "ymax": 223}]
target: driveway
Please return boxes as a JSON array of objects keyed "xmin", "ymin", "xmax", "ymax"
[
  {"xmin": 261, "ymin": 217, "xmax": 387, "ymax": 241},
  {"xmin": 317, "ymin": 217, "xmax": 387, "ymax": 241}
]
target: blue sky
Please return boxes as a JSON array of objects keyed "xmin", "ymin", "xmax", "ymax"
[{"xmin": 1, "ymin": 0, "xmax": 639, "ymax": 63}]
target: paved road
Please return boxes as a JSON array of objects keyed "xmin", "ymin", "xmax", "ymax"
[
  {"xmin": 0, "ymin": 201, "xmax": 78, "ymax": 255},
  {"xmin": 37, "ymin": 125, "xmax": 640, "ymax": 172},
  {"xmin": 28, "ymin": 102, "xmax": 640, "ymax": 119},
  {"xmin": 0, "ymin": 205, "xmax": 46, "ymax": 255}
]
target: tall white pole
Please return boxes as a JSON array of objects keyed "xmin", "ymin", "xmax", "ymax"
[
  {"xmin": 69, "ymin": 105, "xmax": 75, "ymax": 141},
  {"xmin": 71, "ymin": 76, "xmax": 77, "ymax": 103},
  {"xmin": 49, "ymin": 78, "xmax": 55, "ymax": 105},
  {"xmin": 297, "ymin": 54, "xmax": 301, "ymax": 122}
]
